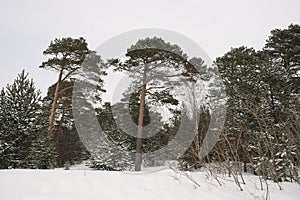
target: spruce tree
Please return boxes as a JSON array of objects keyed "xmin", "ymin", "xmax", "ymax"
[{"xmin": 0, "ymin": 70, "xmax": 55, "ymax": 169}]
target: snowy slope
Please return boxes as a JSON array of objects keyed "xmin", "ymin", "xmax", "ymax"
[{"xmin": 0, "ymin": 167, "xmax": 299, "ymax": 200}]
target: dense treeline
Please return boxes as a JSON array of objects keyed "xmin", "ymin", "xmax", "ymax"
[{"xmin": 0, "ymin": 25, "xmax": 299, "ymax": 184}]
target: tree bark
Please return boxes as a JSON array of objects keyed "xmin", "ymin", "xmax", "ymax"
[
  {"xmin": 192, "ymin": 81, "xmax": 200, "ymax": 158},
  {"xmin": 135, "ymin": 66, "xmax": 147, "ymax": 171},
  {"xmin": 48, "ymin": 67, "xmax": 64, "ymax": 138},
  {"xmin": 135, "ymin": 83, "xmax": 146, "ymax": 171}
]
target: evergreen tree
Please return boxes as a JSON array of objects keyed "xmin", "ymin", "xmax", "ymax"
[
  {"xmin": 90, "ymin": 102, "xmax": 133, "ymax": 171},
  {"xmin": 264, "ymin": 24, "xmax": 300, "ymax": 95},
  {"xmin": 112, "ymin": 37, "xmax": 197, "ymax": 171},
  {"xmin": 0, "ymin": 88, "xmax": 10, "ymax": 168},
  {"xmin": 0, "ymin": 70, "xmax": 55, "ymax": 169},
  {"xmin": 40, "ymin": 37, "xmax": 93, "ymax": 138},
  {"xmin": 40, "ymin": 38, "xmax": 106, "ymax": 166},
  {"xmin": 43, "ymin": 81, "xmax": 89, "ymax": 167},
  {"xmin": 214, "ymin": 43, "xmax": 299, "ymax": 182},
  {"xmin": 264, "ymin": 25, "xmax": 300, "ymax": 179}
]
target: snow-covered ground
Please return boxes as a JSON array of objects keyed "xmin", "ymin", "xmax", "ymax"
[{"xmin": 0, "ymin": 166, "xmax": 299, "ymax": 200}]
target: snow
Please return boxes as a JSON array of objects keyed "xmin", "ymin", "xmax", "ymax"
[{"xmin": 0, "ymin": 166, "xmax": 299, "ymax": 200}]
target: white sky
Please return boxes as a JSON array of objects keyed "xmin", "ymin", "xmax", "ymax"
[{"xmin": 0, "ymin": 0, "xmax": 299, "ymax": 95}]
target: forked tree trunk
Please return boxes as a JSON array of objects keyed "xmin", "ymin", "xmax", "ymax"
[{"xmin": 48, "ymin": 67, "xmax": 64, "ymax": 138}]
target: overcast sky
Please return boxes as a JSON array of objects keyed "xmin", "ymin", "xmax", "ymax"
[{"xmin": 0, "ymin": 0, "xmax": 299, "ymax": 95}]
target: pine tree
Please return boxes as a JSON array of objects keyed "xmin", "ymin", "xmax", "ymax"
[
  {"xmin": 40, "ymin": 37, "xmax": 92, "ymax": 138},
  {"xmin": 264, "ymin": 24, "xmax": 300, "ymax": 95},
  {"xmin": 43, "ymin": 81, "xmax": 89, "ymax": 167},
  {"xmin": 90, "ymin": 102, "xmax": 133, "ymax": 171},
  {"xmin": 0, "ymin": 70, "xmax": 55, "ymax": 169},
  {"xmin": 0, "ymin": 88, "xmax": 10, "ymax": 168},
  {"xmin": 264, "ymin": 25, "xmax": 300, "ymax": 180},
  {"xmin": 214, "ymin": 43, "xmax": 299, "ymax": 182},
  {"xmin": 112, "ymin": 37, "xmax": 197, "ymax": 171}
]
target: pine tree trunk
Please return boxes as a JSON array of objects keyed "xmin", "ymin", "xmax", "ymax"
[
  {"xmin": 192, "ymin": 81, "xmax": 200, "ymax": 158},
  {"xmin": 135, "ymin": 83, "xmax": 146, "ymax": 171},
  {"xmin": 48, "ymin": 67, "xmax": 64, "ymax": 138},
  {"xmin": 135, "ymin": 65, "xmax": 147, "ymax": 171},
  {"xmin": 243, "ymin": 161, "xmax": 247, "ymax": 173}
]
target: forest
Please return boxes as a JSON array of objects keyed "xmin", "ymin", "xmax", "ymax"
[{"xmin": 0, "ymin": 24, "xmax": 299, "ymax": 188}]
